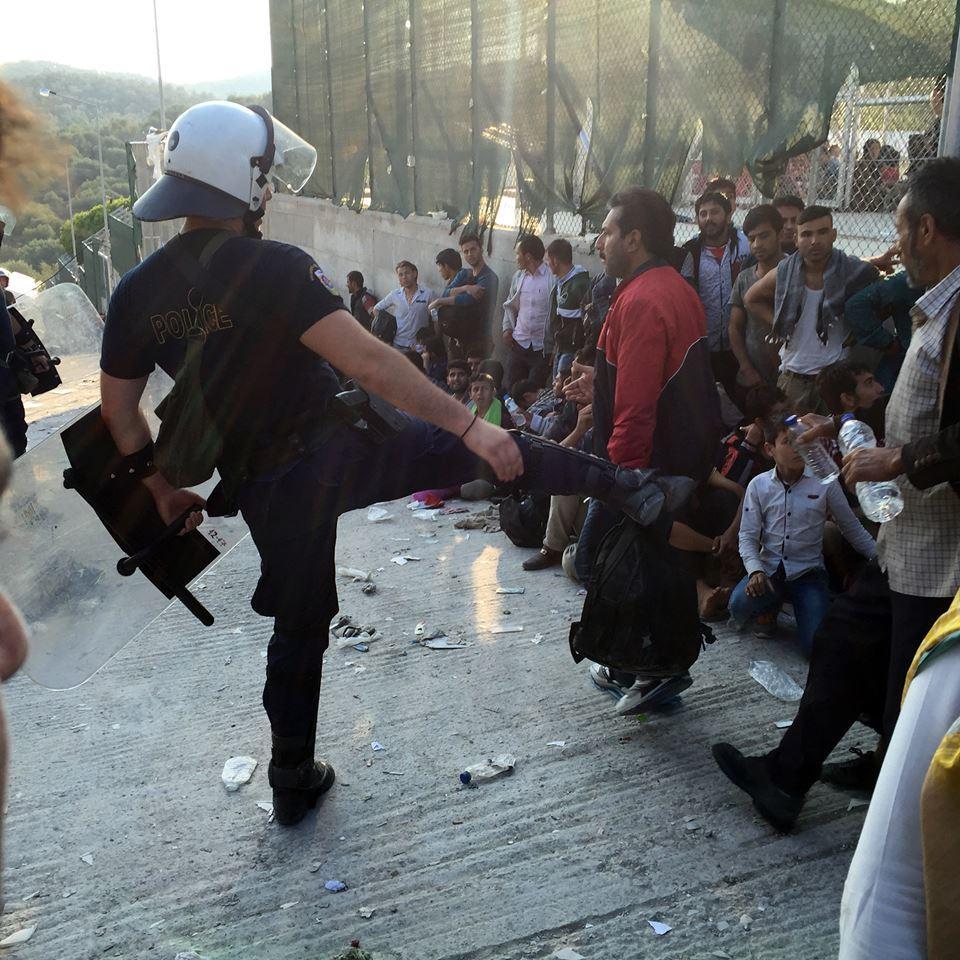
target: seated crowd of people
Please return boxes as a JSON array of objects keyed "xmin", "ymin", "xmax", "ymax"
[{"xmin": 355, "ymin": 161, "xmax": 960, "ymax": 958}]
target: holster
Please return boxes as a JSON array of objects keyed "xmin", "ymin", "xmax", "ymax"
[{"xmin": 329, "ymin": 384, "xmax": 406, "ymax": 444}]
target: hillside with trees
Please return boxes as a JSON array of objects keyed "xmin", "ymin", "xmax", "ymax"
[{"xmin": 0, "ymin": 61, "xmax": 269, "ymax": 282}]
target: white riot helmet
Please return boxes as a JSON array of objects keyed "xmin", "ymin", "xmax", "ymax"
[{"xmin": 132, "ymin": 101, "xmax": 317, "ymax": 222}]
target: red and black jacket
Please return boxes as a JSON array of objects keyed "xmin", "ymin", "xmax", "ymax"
[{"xmin": 593, "ymin": 259, "xmax": 722, "ymax": 482}]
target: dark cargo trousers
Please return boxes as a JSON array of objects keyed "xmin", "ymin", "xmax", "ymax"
[
  {"xmin": 768, "ymin": 560, "xmax": 952, "ymax": 794},
  {"xmin": 236, "ymin": 413, "xmax": 629, "ymax": 740}
]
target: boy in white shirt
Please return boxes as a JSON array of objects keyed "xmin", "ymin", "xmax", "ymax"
[{"xmin": 732, "ymin": 416, "xmax": 877, "ymax": 655}]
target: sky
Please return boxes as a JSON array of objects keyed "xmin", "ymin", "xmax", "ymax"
[{"xmin": 2, "ymin": 0, "xmax": 272, "ymax": 85}]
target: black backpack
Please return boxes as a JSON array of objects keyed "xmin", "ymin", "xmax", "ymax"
[
  {"xmin": 498, "ymin": 492, "xmax": 550, "ymax": 548},
  {"xmin": 569, "ymin": 518, "xmax": 714, "ymax": 676}
]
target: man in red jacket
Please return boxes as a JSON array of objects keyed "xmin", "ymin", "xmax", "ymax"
[{"xmin": 588, "ymin": 186, "xmax": 723, "ymax": 714}]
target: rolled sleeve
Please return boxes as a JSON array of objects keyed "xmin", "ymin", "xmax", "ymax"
[{"xmin": 827, "ymin": 481, "xmax": 878, "ymax": 559}]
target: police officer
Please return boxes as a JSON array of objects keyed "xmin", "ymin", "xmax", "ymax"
[{"xmin": 100, "ymin": 101, "xmax": 686, "ymax": 826}]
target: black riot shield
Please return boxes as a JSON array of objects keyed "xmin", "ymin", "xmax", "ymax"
[{"xmin": 61, "ymin": 405, "xmax": 219, "ymax": 626}]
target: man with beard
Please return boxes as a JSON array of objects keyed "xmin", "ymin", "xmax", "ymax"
[
  {"xmin": 586, "ymin": 186, "xmax": 723, "ymax": 714},
  {"xmin": 681, "ymin": 191, "xmax": 751, "ymax": 403},
  {"xmin": 745, "ymin": 205, "xmax": 878, "ymax": 413},
  {"xmin": 773, "ymin": 195, "xmax": 804, "ymax": 256}
]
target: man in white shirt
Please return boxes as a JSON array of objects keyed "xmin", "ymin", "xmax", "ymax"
[
  {"xmin": 731, "ymin": 415, "xmax": 876, "ymax": 656},
  {"xmin": 745, "ymin": 206, "xmax": 878, "ymax": 413},
  {"xmin": 502, "ymin": 235, "xmax": 554, "ymax": 391},
  {"xmin": 371, "ymin": 261, "xmax": 436, "ymax": 349}
]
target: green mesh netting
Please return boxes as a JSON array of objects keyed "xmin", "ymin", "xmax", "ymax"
[{"xmin": 269, "ymin": 0, "xmax": 958, "ymax": 230}]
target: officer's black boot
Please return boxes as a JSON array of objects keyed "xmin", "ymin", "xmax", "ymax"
[
  {"xmin": 268, "ymin": 730, "xmax": 336, "ymax": 827},
  {"xmin": 517, "ymin": 433, "xmax": 696, "ymax": 527}
]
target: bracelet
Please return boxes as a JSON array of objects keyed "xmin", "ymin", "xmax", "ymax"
[{"xmin": 459, "ymin": 413, "xmax": 479, "ymax": 441}]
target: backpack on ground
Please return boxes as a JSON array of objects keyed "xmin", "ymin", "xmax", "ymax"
[
  {"xmin": 498, "ymin": 491, "xmax": 550, "ymax": 548},
  {"xmin": 569, "ymin": 517, "xmax": 714, "ymax": 676}
]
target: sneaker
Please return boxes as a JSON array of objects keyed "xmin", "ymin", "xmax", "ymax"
[
  {"xmin": 615, "ymin": 672, "xmax": 693, "ymax": 715},
  {"xmin": 268, "ymin": 759, "xmax": 336, "ymax": 826},
  {"xmin": 711, "ymin": 742, "xmax": 803, "ymax": 831},
  {"xmin": 820, "ymin": 748, "xmax": 881, "ymax": 792},
  {"xmin": 589, "ymin": 662, "xmax": 632, "ymax": 697},
  {"xmin": 522, "ymin": 547, "xmax": 562, "ymax": 571}
]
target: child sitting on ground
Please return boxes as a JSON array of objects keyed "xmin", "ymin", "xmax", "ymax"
[{"xmin": 731, "ymin": 415, "xmax": 877, "ymax": 656}]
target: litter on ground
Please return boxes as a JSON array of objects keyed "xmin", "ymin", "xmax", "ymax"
[
  {"xmin": 0, "ymin": 926, "xmax": 37, "ymax": 947},
  {"xmin": 748, "ymin": 660, "xmax": 804, "ymax": 702},
  {"xmin": 221, "ymin": 756, "xmax": 258, "ymax": 792}
]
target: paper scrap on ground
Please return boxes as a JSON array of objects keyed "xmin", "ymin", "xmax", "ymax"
[
  {"xmin": 423, "ymin": 637, "xmax": 469, "ymax": 649},
  {"xmin": 279, "ymin": 900, "xmax": 300, "ymax": 910},
  {"xmin": 531, "ymin": 633, "xmax": 545, "ymax": 644},
  {"xmin": 847, "ymin": 798, "xmax": 870, "ymax": 811},
  {"xmin": 547, "ymin": 740, "xmax": 567, "ymax": 747},
  {"xmin": 553, "ymin": 949, "xmax": 585, "ymax": 960},
  {"xmin": 359, "ymin": 906, "xmax": 376, "ymax": 918},
  {"xmin": 496, "ymin": 586, "xmax": 525, "ymax": 595},
  {"xmin": 80, "ymin": 852, "xmax": 94, "ymax": 865},
  {"xmin": 256, "ymin": 801, "xmax": 274, "ymax": 814},
  {"xmin": 371, "ymin": 741, "xmax": 385, "ymax": 751},
  {"xmin": 366, "ymin": 507, "xmax": 392, "ymax": 522},
  {"xmin": 648, "ymin": 920, "xmax": 672, "ymax": 935},
  {"xmin": 775, "ymin": 719, "xmax": 793, "ymax": 728},
  {"xmin": 0, "ymin": 926, "xmax": 37, "ymax": 946},
  {"xmin": 337, "ymin": 566, "xmax": 372, "ymax": 582},
  {"xmin": 491, "ymin": 625, "xmax": 524, "ymax": 634},
  {"xmin": 391, "ymin": 555, "xmax": 422, "ymax": 565},
  {"xmin": 221, "ymin": 756, "xmax": 258, "ymax": 792}
]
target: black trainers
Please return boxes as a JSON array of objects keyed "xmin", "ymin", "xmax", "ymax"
[
  {"xmin": 711, "ymin": 742, "xmax": 804, "ymax": 832},
  {"xmin": 820, "ymin": 748, "xmax": 881, "ymax": 792},
  {"xmin": 268, "ymin": 759, "xmax": 336, "ymax": 826}
]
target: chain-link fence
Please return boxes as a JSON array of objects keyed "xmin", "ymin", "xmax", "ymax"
[{"xmin": 270, "ymin": 0, "xmax": 958, "ymax": 246}]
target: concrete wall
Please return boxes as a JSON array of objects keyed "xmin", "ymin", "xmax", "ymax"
[{"xmin": 261, "ymin": 194, "xmax": 604, "ymax": 325}]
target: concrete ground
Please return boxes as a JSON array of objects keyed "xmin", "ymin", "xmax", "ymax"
[{"xmin": 1, "ymin": 460, "xmax": 874, "ymax": 959}]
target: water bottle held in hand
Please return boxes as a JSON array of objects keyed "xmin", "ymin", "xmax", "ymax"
[
  {"xmin": 837, "ymin": 414, "xmax": 904, "ymax": 523},
  {"xmin": 785, "ymin": 415, "xmax": 840, "ymax": 484},
  {"xmin": 503, "ymin": 395, "xmax": 527, "ymax": 428}
]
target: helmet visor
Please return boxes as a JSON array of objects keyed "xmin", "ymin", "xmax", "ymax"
[{"xmin": 271, "ymin": 117, "xmax": 317, "ymax": 193}]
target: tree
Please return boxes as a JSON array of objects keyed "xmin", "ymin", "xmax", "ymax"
[{"xmin": 60, "ymin": 197, "xmax": 130, "ymax": 254}]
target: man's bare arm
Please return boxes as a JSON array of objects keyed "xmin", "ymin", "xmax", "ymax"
[
  {"xmin": 743, "ymin": 268, "xmax": 777, "ymax": 327},
  {"xmin": 300, "ymin": 310, "xmax": 522, "ymax": 480}
]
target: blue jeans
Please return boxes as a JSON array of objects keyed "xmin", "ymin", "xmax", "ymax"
[{"xmin": 729, "ymin": 567, "xmax": 830, "ymax": 657}]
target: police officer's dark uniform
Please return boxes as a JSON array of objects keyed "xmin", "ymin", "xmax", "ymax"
[{"xmin": 105, "ymin": 102, "xmax": 685, "ymax": 826}]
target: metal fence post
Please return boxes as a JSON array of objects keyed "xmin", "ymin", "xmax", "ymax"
[
  {"xmin": 362, "ymin": 1, "xmax": 376, "ymax": 200},
  {"xmin": 641, "ymin": 0, "xmax": 662, "ymax": 188},
  {"xmin": 409, "ymin": 0, "xmax": 420, "ymax": 213},
  {"xmin": 322, "ymin": 1, "xmax": 338, "ymax": 200},
  {"xmin": 767, "ymin": 0, "xmax": 788, "ymax": 147},
  {"xmin": 470, "ymin": 0, "xmax": 480, "ymax": 222},
  {"xmin": 545, "ymin": 0, "xmax": 557, "ymax": 232}
]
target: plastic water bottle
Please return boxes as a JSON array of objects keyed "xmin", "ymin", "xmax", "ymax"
[
  {"xmin": 503, "ymin": 396, "xmax": 527, "ymax": 428},
  {"xmin": 785, "ymin": 415, "xmax": 840, "ymax": 484},
  {"xmin": 837, "ymin": 414, "xmax": 904, "ymax": 523}
]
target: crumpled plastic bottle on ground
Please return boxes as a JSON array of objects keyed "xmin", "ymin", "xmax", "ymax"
[
  {"xmin": 748, "ymin": 660, "xmax": 804, "ymax": 702},
  {"xmin": 459, "ymin": 754, "xmax": 517, "ymax": 785}
]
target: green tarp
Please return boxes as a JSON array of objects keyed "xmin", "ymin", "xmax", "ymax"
[{"xmin": 270, "ymin": 0, "xmax": 958, "ymax": 230}]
